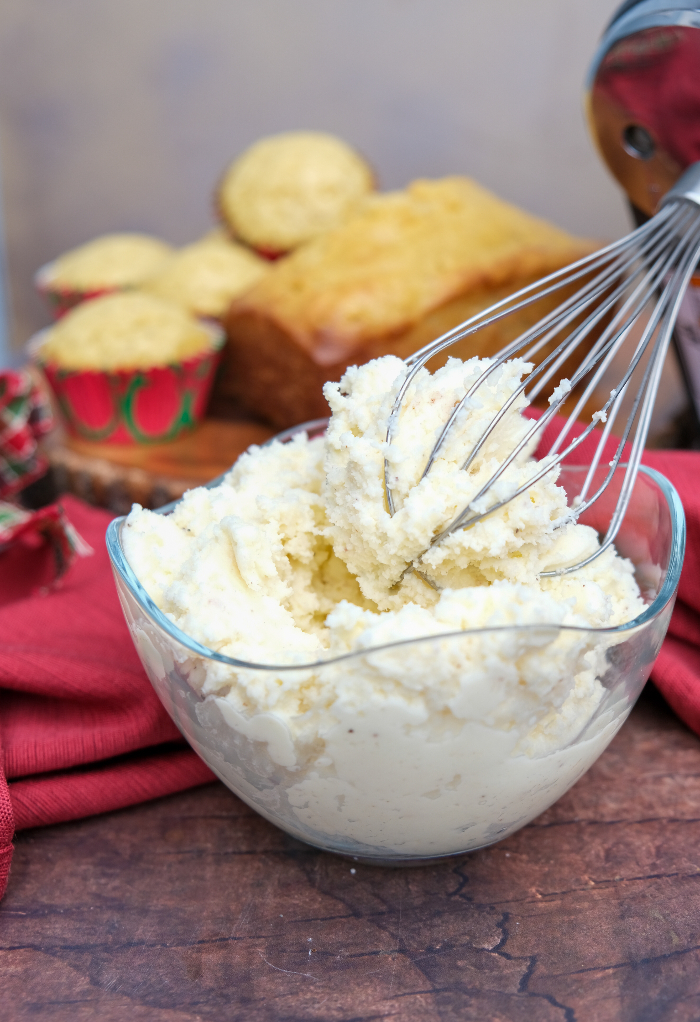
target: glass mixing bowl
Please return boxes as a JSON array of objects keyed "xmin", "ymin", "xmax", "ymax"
[{"xmin": 106, "ymin": 420, "xmax": 685, "ymax": 865}]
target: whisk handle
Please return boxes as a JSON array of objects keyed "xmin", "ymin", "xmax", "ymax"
[{"xmin": 661, "ymin": 161, "xmax": 700, "ymax": 209}]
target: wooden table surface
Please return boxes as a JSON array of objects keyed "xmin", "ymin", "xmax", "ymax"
[{"xmin": 3, "ymin": 685, "xmax": 700, "ymax": 1022}]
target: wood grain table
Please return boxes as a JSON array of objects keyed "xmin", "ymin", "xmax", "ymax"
[{"xmin": 2, "ymin": 684, "xmax": 700, "ymax": 1022}]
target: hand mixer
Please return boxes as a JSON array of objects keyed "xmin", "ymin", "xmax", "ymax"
[{"xmin": 385, "ymin": 0, "xmax": 700, "ymax": 588}]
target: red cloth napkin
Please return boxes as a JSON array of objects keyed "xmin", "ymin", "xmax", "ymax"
[
  {"xmin": 0, "ymin": 495, "xmax": 216, "ymax": 900},
  {"xmin": 1, "ymin": 420, "xmax": 699, "ymax": 904}
]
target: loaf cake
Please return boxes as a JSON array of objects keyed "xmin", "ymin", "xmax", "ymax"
[{"xmin": 217, "ymin": 177, "xmax": 598, "ymax": 428}]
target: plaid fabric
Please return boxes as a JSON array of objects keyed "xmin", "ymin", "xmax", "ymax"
[
  {"xmin": 0, "ymin": 370, "xmax": 54, "ymax": 499},
  {"xmin": 0, "ymin": 500, "xmax": 29, "ymax": 538},
  {"xmin": 0, "ymin": 499, "xmax": 93, "ymax": 589},
  {"xmin": 0, "ymin": 370, "xmax": 89, "ymax": 588}
]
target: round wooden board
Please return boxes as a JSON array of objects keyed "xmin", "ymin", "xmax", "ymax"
[{"xmin": 46, "ymin": 418, "xmax": 275, "ymax": 513}]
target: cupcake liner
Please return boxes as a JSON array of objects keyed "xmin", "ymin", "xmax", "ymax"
[
  {"xmin": 250, "ymin": 245, "xmax": 287, "ymax": 262},
  {"xmin": 34, "ymin": 262, "xmax": 120, "ymax": 319},
  {"xmin": 29, "ymin": 324, "xmax": 224, "ymax": 445}
]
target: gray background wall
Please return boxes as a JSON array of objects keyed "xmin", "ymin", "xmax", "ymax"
[{"xmin": 0, "ymin": 0, "xmax": 625, "ymax": 355}]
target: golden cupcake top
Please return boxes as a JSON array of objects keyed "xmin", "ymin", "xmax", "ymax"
[
  {"xmin": 38, "ymin": 292, "xmax": 214, "ymax": 371},
  {"xmin": 217, "ymin": 131, "xmax": 375, "ymax": 253},
  {"xmin": 46, "ymin": 233, "xmax": 174, "ymax": 290},
  {"xmin": 140, "ymin": 233, "xmax": 270, "ymax": 317}
]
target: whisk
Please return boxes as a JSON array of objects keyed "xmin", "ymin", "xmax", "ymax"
[{"xmin": 384, "ymin": 0, "xmax": 700, "ymax": 585}]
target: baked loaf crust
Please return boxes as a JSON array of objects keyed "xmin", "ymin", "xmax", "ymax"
[{"xmin": 218, "ymin": 177, "xmax": 597, "ymax": 428}]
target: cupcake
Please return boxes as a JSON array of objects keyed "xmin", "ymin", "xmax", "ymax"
[
  {"xmin": 139, "ymin": 232, "xmax": 270, "ymax": 318},
  {"xmin": 36, "ymin": 232, "xmax": 174, "ymax": 318},
  {"xmin": 216, "ymin": 131, "xmax": 375, "ymax": 258},
  {"xmin": 34, "ymin": 292, "xmax": 223, "ymax": 444}
]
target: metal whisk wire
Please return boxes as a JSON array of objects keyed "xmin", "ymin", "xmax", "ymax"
[{"xmin": 383, "ymin": 162, "xmax": 700, "ymax": 586}]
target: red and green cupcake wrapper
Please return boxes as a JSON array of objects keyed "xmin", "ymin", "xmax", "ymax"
[{"xmin": 30, "ymin": 325, "xmax": 224, "ymax": 445}]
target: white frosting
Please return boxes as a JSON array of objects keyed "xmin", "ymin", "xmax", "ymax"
[{"xmin": 123, "ymin": 355, "xmax": 645, "ymax": 857}]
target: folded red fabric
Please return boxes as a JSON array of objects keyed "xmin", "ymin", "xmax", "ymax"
[
  {"xmin": 0, "ymin": 418, "xmax": 699, "ymax": 904},
  {"xmin": 0, "ymin": 495, "xmax": 216, "ymax": 900}
]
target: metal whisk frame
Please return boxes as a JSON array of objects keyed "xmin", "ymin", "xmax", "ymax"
[{"xmin": 383, "ymin": 161, "xmax": 700, "ymax": 585}]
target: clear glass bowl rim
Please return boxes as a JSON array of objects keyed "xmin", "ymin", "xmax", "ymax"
[{"xmin": 106, "ymin": 420, "xmax": 686, "ymax": 672}]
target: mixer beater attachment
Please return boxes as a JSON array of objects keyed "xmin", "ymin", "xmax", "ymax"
[{"xmin": 384, "ymin": 162, "xmax": 700, "ymax": 585}]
